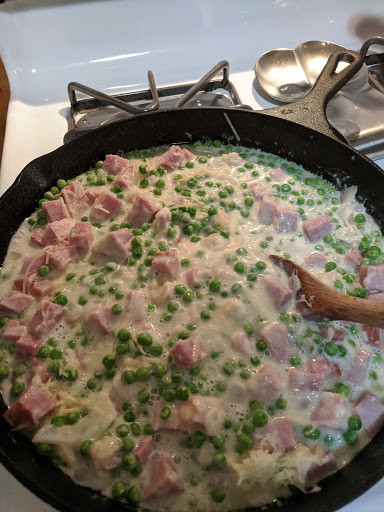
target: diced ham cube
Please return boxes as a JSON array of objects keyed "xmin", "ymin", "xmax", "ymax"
[
  {"xmin": 368, "ymin": 293, "xmax": 384, "ymax": 302},
  {"xmin": 258, "ymin": 196, "xmax": 278, "ymax": 225},
  {"xmin": 114, "ymin": 166, "xmax": 133, "ymax": 188},
  {"xmin": 289, "ymin": 368, "xmax": 323, "ymax": 392},
  {"xmin": 134, "ymin": 436, "xmax": 153, "ymax": 465},
  {"xmin": 319, "ymin": 325, "xmax": 346, "ymax": 341},
  {"xmin": 355, "ymin": 393, "xmax": 384, "ymax": 434},
  {"xmin": 360, "ymin": 265, "xmax": 384, "ymax": 292},
  {"xmin": 231, "ymin": 332, "xmax": 254, "ymax": 357},
  {"xmin": 269, "ymin": 167, "xmax": 288, "ymax": 182},
  {"xmin": 103, "ymin": 154, "xmax": 129, "ymax": 174},
  {"xmin": 152, "ymin": 250, "xmax": 180, "ymax": 281},
  {"xmin": 42, "ymin": 198, "xmax": 70, "ymax": 222},
  {"xmin": 345, "ymin": 349, "xmax": 370, "ymax": 385},
  {"xmin": 92, "ymin": 228, "xmax": 133, "ymax": 261},
  {"xmin": 303, "ymin": 215, "xmax": 333, "ymax": 242},
  {"xmin": 255, "ymin": 417, "xmax": 296, "ymax": 452},
  {"xmin": 3, "ymin": 384, "xmax": 55, "ymax": 431},
  {"xmin": 16, "ymin": 333, "xmax": 43, "ymax": 359},
  {"xmin": 144, "ymin": 456, "xmax": 183, "ymax": 500},
  {"xmin": 42, "ymin": 218, "xmax": 72, "ymax": 246},
  {"xmin": 91, "ymin": 191, "xmax": 122, "ymax": 220},
  {"xmin": 126, "ymin": 195, "xmax": 161, "ymax": 227},
  {"xmin": 304, "ymin": 252, "xmax": 327, "ymax": 268},
  {"xmin": 30, "ymin": 228, "xmax": 45, "ymax": 247},
  {"xmin": 30, "ymin": 280, "xmax": 54, "ymax": 298},
  {"xmin": 247, "ymin": 364, "xmax": 287, "ymax": 402},
  {"xmin": 0, "ymin": 291, "xmax": 33, "ymax": 314},
  {"xmin": 152, "ymin": 400, "xmax": 181, "ymax": 432},
  {"xmin": 3, "ymin": 320, "xmax": 27, "ymax": 343},
  {"xmin": 178, "ymin": 396, "xmax": 224, "ymax": 436},
  {"xmin": 29, "ymin": 357, "xmax": 51, "ymax": 386},
  {"xmin": 157, "ymin": 145, "xmax": 193, "ymax": 171},
  {"xmin": 344, "ymin": 248, "xmax": 362, "ymax": 270},
  {"xmin": 259, "ymin": 276, "xmax": 292, "ymax": 310},
  {"xmin": 362, "ymin": 324, "xmax": 384, "ymax": 351},
  {"xmin": 47, "ymin": 243, "xmax": 78, "ymax": 271},
  {"xmin": 249, "ymin": 181, "xmax": 272, "ymax": 200},
  {"xmin": 312, "ymin": 392, "xmax": 351, "ymax": 429},
  {"xmin": 152, "ymin": 207, "xmax": 171, "ymax": 233},
  {"xmin": 274, "ymin": 204, "xmax": 299, "ymax": 233},
  {"xmin": 61, "ymin": 181, "xmax": 88, "ymax": 217},
  {"xmin": 259, "ymin": 323, "xmax": 296, "ymax": 363},
  {"xmin": 185, "ymin": 267, "xmax": 201, "ymax": 289},
  {"xmin": 23, "ymin": 253, "xmax": 48, "ymax": 275},
  {"xmin": 306, "ymin": 452, "xmax": 337, "ymax": 486},
  {"xmin": 84, "ymin": 186, "xmax": 109, "ymax": 205},
  {"xmin": 85, "ymin": 307, "xmax": 112, "ymax": 334},
  {"xmin": 14, "ymin": 273, "xmax": 37, "ymax": 294},
  {"xmin": 201, "ymin": 233, "xmax": 229, "ymax": 252},
  {"xmin": 126, "ymin": 290, "xmax": 149, "ymax": 323},
  {"xmin": 69, "ymin": 222, "xmax": 94, "ymax": 251},
  {"xmin": 169, "ymin": 336, "xmax": 207, "ymax": 370},
  {"xmin": 29, "ymin": 300, "xmax": 65, "ymax": 336},
  {"xmin": 306, "ymin": 357, "xmax": 341, "ymax": 379}
]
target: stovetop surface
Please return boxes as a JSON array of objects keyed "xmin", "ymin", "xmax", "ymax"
[{"xmin": 0, "ymin": 1, "xmax": 384, "ymax": 511}]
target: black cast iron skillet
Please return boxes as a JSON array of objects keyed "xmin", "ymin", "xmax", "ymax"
[{"xmin": 1, "ymin": 49, "xmax": 384, "ymax": 512}]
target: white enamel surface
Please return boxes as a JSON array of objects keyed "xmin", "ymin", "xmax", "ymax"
[{"xmin": 0, "ymin": 0, "xmax": 384, "ymax": 510}]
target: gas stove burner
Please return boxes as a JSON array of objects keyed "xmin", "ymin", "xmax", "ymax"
[{"xmin": 64, "ymin": 61, "xmax": 250, "ymax": 144}]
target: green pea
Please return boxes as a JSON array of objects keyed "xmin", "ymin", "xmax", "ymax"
[
  {"xmin": 348, "ymin": 416, "xmax": 362, "ymax": 431},
  {"xmin": 325, "ymin": 262, "xmax": 337, "ymax": 272},
  {"xmin": 209, "ymin": 280, "xmax": 221, "ymax": 293},
  {"xmin": 354, "ymin": 214, "xmax": 366, "ymax": 224},
  {"xmin": 64, "ymin": 366, "xmax": 78, "ymax": 381},
  {"xmin": 153, "ymin": 363, "xmax": 167, "ymax": 378},
  {"xmin": 256, "ymin": 340, "xmax": 267, "ymax": 352},
  {"xmin": 175, "ymin": 385, "xmax": 189, "ymax": 401},
  {"xmin": 111, "ymin": 481, "xmax": 127, "ymax": 500},
  {"xmin": 343, "ymin": 429, "xmax": 358, "ymax": 444},
  {"xmin": 182, "ymin": 290, "xmax": 194, "ymax": 303},
  {"xmin": 11, "ymin": 381, "xmax": 25, "ymax": 397},
  {"xmin": 127, "ymin": 486, "xmax": 141, "ymax": 504},
  {"xmin": 121, "ymin": 369, "xmax": 136, "ymax": 384},
  {"xmin": 79, "ymin": 440, "xmax": 92, "ymax": 456},
  {"xmin": 117, "ymin": 328, "xmax": 131, "ymax": 343},
  {"xmin": 236, "ymin": 433, "xmax": 254, "ymax": 453},
  {"xmin": 303, "ymin": 426, "xmax": 320, "ymax": 440},
  {"xmin": 222, "ymin": 361, "xmax": 235, "ymax": 376},
  {"xmin": 136, "ymin": 366, "xmax": 150, "ymax": 382},
  {"xmin": 234, "ymin": 262, "xmax": 246, "ymax": 274},
  {"xmin": 13, "ymin": 362, "xmax": 27, "ymax": 377},
  {"xmin": 122, "ymin": 438, "xmax": 134, "ymax": 452},
  {"xmin": 102, "ymin": 354, "xmax": 115, "ymax": 369},
  {"xmin": 252, "ymin": 411, "xmax": 268, "ymax": 427},
  {"xmin": 275, "ymin": 397, "xmax": 287, "ymax": 410},
  {"xmin": 212, "ymin": 452, "xmax": 227, "ymax": 470},
  {"xmin": 38, "ymin": 265, "xmax": 50, "ymax": 277},
  {"xmin": 210, "ymin": 489, "xmax": 226, "ymax": 503},
  {"xmin": 163, "ymin": 387, "xmax": 176, "ymax": 402},
  {"xmin": 324, "ymin": 342, "xmax": 338, "ymax": 357},
  {"xmin": 50, "ymin": 348, "xmax": 62, "ymax": 360},
  {"xmin": 289, "ymin": 356, "xmax": 302, "ymax": 366},
  {"xmin": 335, "ymin": 383, "xmax": 350, "ymax": 397},
  {"xmin": 255, "ymin": 261, "xmax": 266, "ymax": 271},
  {"xmin": 137, "ymin": 332, "xmax": 153, "ymax": 346}
]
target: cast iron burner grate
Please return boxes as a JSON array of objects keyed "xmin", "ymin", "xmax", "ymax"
[{"xmin": 64, "ymin": 60, "xmax": 250, "ymax": 144}]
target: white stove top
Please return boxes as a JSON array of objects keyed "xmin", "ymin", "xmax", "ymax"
[{"xmin": 0, "ymin": 1, "xmax": 384, "ymax": 511}]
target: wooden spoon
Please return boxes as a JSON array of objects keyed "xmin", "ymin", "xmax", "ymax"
[{"xmin": 270, "ymin": 254, "xmax": 384, "ymax": 328}]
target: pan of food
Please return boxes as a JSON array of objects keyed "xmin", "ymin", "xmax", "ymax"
[{"xmin": 1, "ymin": 48, "xmax": 384, "ymax": 512}]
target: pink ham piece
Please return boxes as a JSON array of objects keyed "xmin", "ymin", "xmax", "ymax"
[
  {"xmin": 91, "ymin": 191, "xmax": 122, "ymax": 221},
  {"xmin": 30, "ymin": 228, "xmax": 45, "ymax": 247},
  {"xmin": 133, "ymin": 436, "xmax": 153, "ymax": 465},
  {"xmin": 92, "ymin": 228, "xmax": 133, "ymax": 261},
  {"xmin": 14, "ymin": 273, "xmax": 37, "ymax": 294},
  {"xmin": 306, "ymin": 357, "xmax": 341, "ymax": 379},
  {"xmin": 29, "ymin": 357, "xmax": 51, "ymax": 385},
  {"xmin": 126, "ymin": 195, "xmax": 161, "ymax": 227},
  {"xmin": 201, "ymin": 233, "xmax": 229, "ymax": 252},
  {"xmin": 152, "ymin": 207, "xmax": 171, "ymax": 233},
  {"xmin": 249, "ymin": 181, "xmax": 272, "ymax": 200},
  {"xmin": 42, "ymin": 218, "xmax": 72, "ymax": 246},
  {"xmin": 114, "ymin": 166, "xmax": 133, "ymax": 188},
  {"xmin": 269, "ymin": 167, "xmax": 288, "ymax": 182},
  {"xmin": 362, "ymin": 325, "xmax": 384, "ymax": 351},
  {"xmin": 258, "ymin": 196, "xmax": 278, "ymax": 225},
  {"xmin": 178, "ymin": 396, "xmax": 224, "ymax": 435},
  {"xmin": 3, "ymin": 320, "xmax": 27, "ymax": 343},
  {"xmin": 319, "ymin": 325, "xmax": 346, "ymax": 341},
  {"xmin": 23, "ymin": 253, "xmax": 48, "ymax": 275},
  {"xmin": 0, "ymin": 291, "xmax": 33, "ymax": 314},
  {"xmin": 152, "ymin": 400, "xmax": 181, "ymax": 431},
  {"xmin": 42, "ymin": 198, "xmax": 70, "ymax": 222},
  {"xmin": 289, "ymin": 368, "xmax": 323, "ymax": 392},
  {"xmin": 360, "ymin": 265, "xmax": 384, "ymax": 292},
  {"xmin": 345, "ymin": 349, "xmax": 370, "ymax": 385},
  {"xmin": 274, "ymin": 204, "xmax": 299, "ymax": 233},
  {"xmin": 247, "ymin": 364, "xmax": 287, "ymax": 402},
  {"xmin": 16, "ymin": 333, "xmax": 42, "ymax": 359},
  {"xmin": 29, "ymin": 300, "xmax": 65, "ymax": 336},
  {"xmin": 355, "ymin": 393, "xmax": 384, "ymax": 434},
  {"xmin": 303, "ymin": 215, "xmax": 333, "ymax": 242},
  {"xmin": 312, "ymin": 392, "xmax": 351, "ymax": 429},
  {"xmin": 259, "ymin": 276, "xmax": 292, "ymax": 310},
  {"xmin": 126, "ymin": 290, "xmax": 149, "ymax": 323},
  {"xmin": 259, "ymin": 322, "xmax": 296, "ymax": 363},
  {"xmin": 306, "ymin": 452, "xmax": 337, "ymax": 487},
  {"xmin": 47, "ymin": 243, "xmax": 78, "ymax": 271},
  {"xmin": 69, "ymin": 222, "xmax": 94, "ymax": 251},
  {"xmin": 169, "ymin": 336, "xmax": 207, "ymax": 370},
  {"xmin": 85, "ymin": 307, "xmax": 112, "ymax": 334},
  {"xmin": 185, "ymin": 267, "xmax": 201, "ymax": 289},
  {"xmin": 344, "ymin": 248, "xmax": 362, "ymax": 270},
  {"xmin": 255, "ymin": 417, "xmax": 296, "ymax": 453},
  {"xmin": 30, "ymin": 280, "xmax": 54, "ymax": 298},
  {"xmin": 144, "ymin": 456, "xmax": 183, "ymax": 500},
  {"xmin": 157, "ymin": 145, "xmax": 194, "ymax": 171},
  {"xmin": 305, "ymin": 252, "xmax": 327, "ymax": 268},
  {"xmin": 103, "ymin": 154, "xmax": 129, "ymax": 175},
  {"xmin": 152, "ymin": 250, "xmax": 180, "ymax": 281},
  {"xmin": 84, "ymin": 186, "xmax": 108, "ymax": 205},
  {"xmin": 3, "ymin": 384, "xmax": 55, "ymax": 431},
  {"xmin": 61, "ymin": 181, "xmax": 88, "ymax": 217},
  {"xmin": 231, "ymin": 332, "xmax": 254, "ymax": 357}
]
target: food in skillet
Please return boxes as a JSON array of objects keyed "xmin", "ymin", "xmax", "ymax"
[{"xmin": 0, "ymin": 141, "xmax": 383, "ymax": 511}]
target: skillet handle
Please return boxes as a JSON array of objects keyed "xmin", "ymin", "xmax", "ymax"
[{"xmin": 261, "ymin": 50, "xmax": 364, "ymax": 145}]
